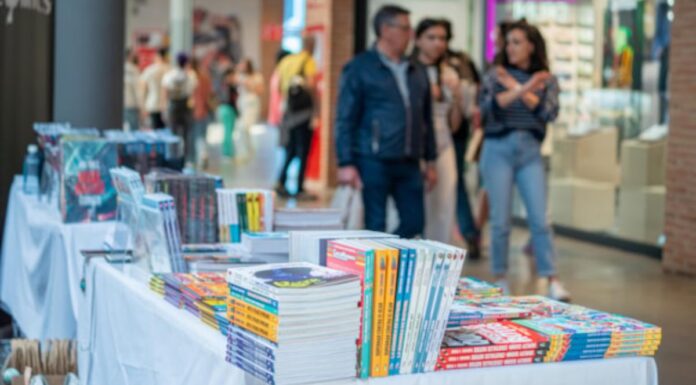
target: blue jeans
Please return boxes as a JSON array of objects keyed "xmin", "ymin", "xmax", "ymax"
[
  {"xmin": 356, "ymin": 157, "xmax": 425, "ymax": 238},
  {"xmin": 124, "ymin": 108, "xmax": 139, "ymax": 131},
  {"xmin": 454, "ymin": 139, "xmax": 479, "ymax": 239},
  {"xmin": 480, "ymin": 131, "xmax": 556, "ymax": 277}
]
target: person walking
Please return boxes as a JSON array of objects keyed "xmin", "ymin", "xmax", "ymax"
[
  {"xmin": 479, "ymin": 20, "xmax": 570, "ymax": 301},
  {"xmin": 236, "ymin": 58, "xmax": 264, "ymax": 129},
  {"xmin": 413, "ymin": 18, "xmax": 462, "ymax": 244},
  {"xmin": 274, "ymin": 35, "xmax": 318, "ymax": 200},
  {"xmin": 140, "ymin": 48, "xmax": 169, "ymax": 129},
  {"xmin": 191, "ymin": 58, "xmax": 214, "ymax": 169},
  {"xmin": 162, "ymin": 53, "xmax": 198, "ymax": 166},
  {"xmin": 335, "ymin": 5, "xmax": 437, "ymax": 238},
  {"xmin": 123, "ymin": 48, "xmax": 141, "ymax": 131}
]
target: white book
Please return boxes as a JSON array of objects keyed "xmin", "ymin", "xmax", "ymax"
[
  {"xmin": 413, "ymin": 244, "xmax": 446, "ymax": 372},
  {"xmin": 399, "ymin": 243, "xmax": 431, "ymax": 374},
  {"xmin": 418, "ymin": 244, "xmax": 452, "ymax": 372},
  {"xmin": 423, "ymin": 242, "xmax": 466, "ymax": 372}
]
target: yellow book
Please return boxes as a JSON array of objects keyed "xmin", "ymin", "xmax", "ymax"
[
  {"xmin": 230, "ymin": 310, "xmax": 279, "ymax": 342},
  {"xmin": 370, "ymin": 247, "xmax": 387, "ymax": 377},
  {"xmin": 246, "ymin": 193, "xmax": 255, "ymax": 232},
  {"xmin": 380, "ymin": 246, "xmax": 399, "ymax": 376},
  {"xmin": 230, "ymin": 298, "xmax": 279, "ymax": 327}
]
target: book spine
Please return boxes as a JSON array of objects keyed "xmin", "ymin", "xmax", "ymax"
[
  {"xmin": 388, "ymin": 248, "xmax": 407, "ymax": 375},
  {"xmin": 424, "ymin": 252, "xmax": 455, "ymax": 372},
  {"xmin": 399, "ymin": 248, "xmax": 426, "ymax": 375},
  {"xmin": 246, "ymin": 193, "xmax": 254, "ymax": 233},
  {"xmin": 394, "ymin": 248, "xmax": 416, "ymax": 374},
  {"xmin": 408, "ymin": 247, "xmax": 434, "ymax": 374},
  {"xmin": 236, "ymin": 193, "xmax": 246, "ymax": 240},
  {"xmin": 370, "ymin": 248, "xmax": 387, "ymax": 377},
  {"xmin": 362, "ymin": 249, "xmax": 374, "ymax": 379},
  {"xmin": 415, "ymin": 250, "xmax": 444, "ymax": 373},
  {"xmin": 229, "ymin": 308, "xmax": 279, "ymax": 343},
  {"xmin": 382, "ymin": 247, "xmax": 399, "ymax": 376}
]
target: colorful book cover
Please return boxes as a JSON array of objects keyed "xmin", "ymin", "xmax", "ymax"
[
  {"xmin": 394, "ymin": 245, "xmax": 417, "ymax": 374},
  {"xmin": 386, "ymin": 243, "xmax": 409, "ymax": 375},
  {"xmin": 326, "ymin": 241, "xmax": 374, "ymax": 379},
  {"xmin": 380, "ymin": 245, "xmax": 399, "ymax": 376},
  {"xmin": 371, "ymin": 248, "xmax": 388, "ymax": 377},
  {"xmin": 61, "ymin": 139, "xmax": 118, "ymax": 223}
]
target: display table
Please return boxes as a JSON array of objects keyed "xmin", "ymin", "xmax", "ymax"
[
  {"xmin": 0, "ymin": 177, "xmax": 114, "ymax": 339},
  {"xmin": 79, "ymin": 260, "xmax": 659, "ymax": 385}
]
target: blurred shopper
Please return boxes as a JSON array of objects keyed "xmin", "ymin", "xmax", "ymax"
[
  {"xmin": 236, "ymin": 58, "xmax": 264, "ymax": 128},
  {"xmin": 218, "ymin": 67, "xmax": 238, "ymax": 158},
  {"xmin": 335, "ymin": 5, "xmax": 437, "ymax": 238},
  {"xmin": 413, "ymin": 18, "xmax": 462, "ymax": 243},
  {"xmin": 443, "ymin": 21, "xmax": 483, "ymax": 259},
  {"xmin": 191, "ymin": 58, "xmax": 214, "ymax": 169},
  {"xmin": 479, "ymin": 20, "xmax": 570, "ymax": 301},
  {"xmin": 163, "ymin": 53, "xmax": 198, "ymax": 166},
  {"xmin": 123, "ymin": 48, "xmax": 141, "ymax": 131},
  {"xmin": 267, "ymin": 49, "xmax": 291, "ymax": 126},
  {"xmin": 140, "ymin": 48, "xmax": 170, "ymax": 129},
  {"xmin": 274, "ymin": 35, "xmax": 318, "ymax": 200}
]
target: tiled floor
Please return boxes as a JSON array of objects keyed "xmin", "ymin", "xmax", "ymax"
[
  {"xmin": 217, "ymin": 130, "xmax": 696, "ymax": 384},
  {"xmin": 457, "ymin": 229, "xmax": 696, "ymax": 385}
]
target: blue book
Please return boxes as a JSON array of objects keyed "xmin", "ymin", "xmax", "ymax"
[
  {"xmin": 394, "ymin": 247, "xmax": 417, "ymax": 373},
  {"xmin": 386, "ymin": 244, "xmax": 409, "ymax": 375},
  {"xmin": 419, "ymin": 250, "xmax": 451, "ymax": 372}
]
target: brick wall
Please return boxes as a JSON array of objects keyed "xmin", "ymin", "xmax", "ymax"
[{"xmin": 663, "ymin": 0, "xmax": 696, "ymax": 276}]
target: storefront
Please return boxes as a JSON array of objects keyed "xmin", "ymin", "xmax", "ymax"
[{"xmin": 488, "ymin": 0, "xmax": 672, "ymax": 250}]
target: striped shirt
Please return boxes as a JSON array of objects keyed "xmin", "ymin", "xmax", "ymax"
[{"xmin": 479, "ymin": 66, "xmax": 559, "ymax": 141}]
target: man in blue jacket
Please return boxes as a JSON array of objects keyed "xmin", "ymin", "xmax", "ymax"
[{"xmin": 335, "ymin": 4, "xmax": 437, "ymax": 238}]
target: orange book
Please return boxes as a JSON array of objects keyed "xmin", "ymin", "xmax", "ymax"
[
  {"xmin": 381, "ymin": 246, "xmax": 399, "ymax": 376},
  {"xmin": 370, "ymin": 247, "xmax": 387, "ymax": 377}
]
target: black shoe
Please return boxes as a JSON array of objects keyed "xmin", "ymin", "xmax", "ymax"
[
  {"xmin": 465, "ymin": 236, "xmax": 481, "ymax": 261},
  {"xmin": 274, "ymin": 184, "xmax": 291, "ymax": 198}
]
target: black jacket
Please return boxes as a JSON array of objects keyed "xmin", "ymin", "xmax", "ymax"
[{"xmin": 335, "ymin": 48, "xmax": 436, "ymax": 167}]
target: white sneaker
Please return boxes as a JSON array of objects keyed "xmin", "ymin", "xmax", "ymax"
[
  {"xmin": 548, "ymin": 280, "xmax": 571, "ymax": 302},
  {"xmin": 495, "ymin": 279, "xmax": 511, "ymax": 296}
]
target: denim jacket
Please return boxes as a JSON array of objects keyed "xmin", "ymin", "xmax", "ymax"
[{"xmin": 335, "ymin": 48, "xmax": 437, "ymax": 167}]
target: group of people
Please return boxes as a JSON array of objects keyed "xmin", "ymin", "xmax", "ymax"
[
  {"xmin": 335, "ymin": 5, "xmax": 570, "ymax": 301},
  {"xmin": 123, "ymin": 48, "xmax": 264, "ymax": 167}
]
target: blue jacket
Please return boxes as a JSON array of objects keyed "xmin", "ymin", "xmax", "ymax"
[{"xmin": 335, "ymin": 48, "xmax": 437, "ymax": 167}]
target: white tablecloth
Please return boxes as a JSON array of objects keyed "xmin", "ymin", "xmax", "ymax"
[
  {"xmin": 0, "ymin": 177, "xmax": 114, "ymax": 339},
  {"xmin": 79, "ymin": 260, "xmax": 659, "ymax": 385}
]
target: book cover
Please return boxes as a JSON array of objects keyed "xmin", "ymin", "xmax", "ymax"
[
  {"xmin": 61, "ymin": 139, "xmax": 118, "ymax": 223},
  {"xmin": 326, "ymin": 240, "xmax": 374, "ymax": 379},
  {"xmin": 379, "ymin": 245, "xmax": 399, "ymax": 376},
  {"xmin": 386, "ymin": 243, "xmax": 409, "ymax": 375},
  {"xmin": 394, "ymin": 244, "xmax": 417, "ymax": 374},
  {"xmin": 370, "ymin": 248, "xmax": 387, "ymax": 377}
]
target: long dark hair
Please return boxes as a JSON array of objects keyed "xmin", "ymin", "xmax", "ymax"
[
  {"xmin": 500, "ymin": 20, "xmax": 549, "ymax": 73},
  {"xmin": 412, "ymin": 18, "xmax": 450, "ymax": 100}
]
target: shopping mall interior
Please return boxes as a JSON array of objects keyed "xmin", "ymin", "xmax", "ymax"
[{"xmin": 0, "ymin": 0, "xmax": 695, "ymax": 384}]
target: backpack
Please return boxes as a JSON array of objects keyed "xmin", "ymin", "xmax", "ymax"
[{"xmin": 286, "ymin": 56, "xmax": 314, "ymax": 113}]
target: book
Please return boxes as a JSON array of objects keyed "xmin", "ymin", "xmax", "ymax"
[
  {"xmin": 225, "ymin": 262, "xmax": 361, "ymax": 385},
  {"xmin": 216, "ymin": 189, "xmax": 274, "ymax": 243},
  {"xmin": 60, "ymin": 138, "xmax": 118, "ymax": 223},
  {"xmin": 145, "ymin": 169, "xmax": 219, "ymax": 244},
  {"xmin": 140, "ymin": 193, "xmax": 184, "ymax": 273},
  {"xmin": 326, "ymin": 240, "xmax": 376, "ymax": 379},
  {"xmin": 273, "ymin": 208, "xmax": 343, "ymax": 232},
  {"xmin": 288, "ymin": 230, "xmax": 396, "ymax": 266},
  {"xmin": 456, "ymin": 277, "xmax": 504, "ymax": 300}
]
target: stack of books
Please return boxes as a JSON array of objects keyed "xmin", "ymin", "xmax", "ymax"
[
  {"xmin": 437, "ymin": 301, "xmax": 662, "ymax": 370},
  {"xmin": 149, "ymin": 272, "xmax": 229, "ymax": 333},
  {"xmin": 327, "ymin": 239, "xmax": 466, "ymax": 377},
  {"xmin": 104, "ymin": 129, "xmax": 184, "ymax": 175},
  {"xmin": 182, "ymin": 244, "xmax": 267, "ymax": 273},
  {"xmin": 273, "ymin": 208, "xmax": 343, "ymax": 232},
  {"xmin": 447, "ymin": 300, "xmax": 535, "ymax": 330},
  {"xmin": 146, "ymin": 169, "xmax": 221, "ymax": 244},
  {"xmin": 455, "ymin": 277, "xmax": 503, "ymax": 300},
  {"xmin": 289, "ymin": 230, "xmax": 396, "ymax": 266},
  {"xmin": 225, "ymin": 262, "xmax": 362, "ymax": 385},
  {"xmin": 110, "ymin": 167, "xmax": 145, "ymax": 204},
  {"xmin": 514, "ymin": 311, "xmax": 662, "ymax": 362},
  {"xmin": 140, "ymin": 193, "xmax": 185, "ymax": 273},
  {"xmin": 241, "ymin": 232, "xmax": 289, "ymax": 263},
  {"xmin": 437, "ymin": 321, "xmax": 551, "ymax": 370},
  {"xmin": 216, "ymin": 189, "xmax": 275, "ymax": 243}
]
